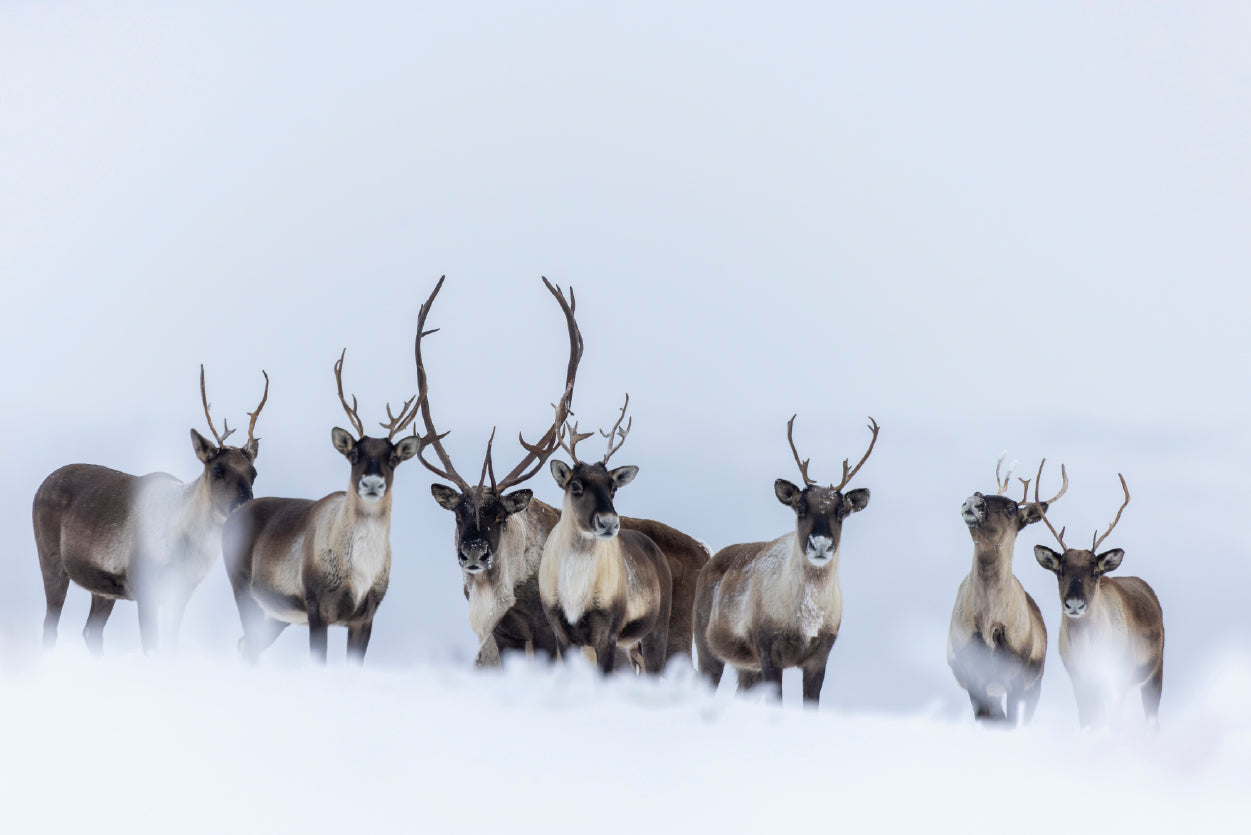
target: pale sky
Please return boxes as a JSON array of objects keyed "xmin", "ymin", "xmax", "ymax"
[{"xmin": 2, "ymin": 2, "xmax": 1248, "ymax": 716}]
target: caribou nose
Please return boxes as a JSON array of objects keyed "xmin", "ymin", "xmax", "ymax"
[
  {"xmin": 359, "ymin": 475, "xmax": 386, "ymax": 497},
  {"xmin": 807, "ymin": 535, "xmax": 834, "ymax": 559},
  {"xmin": 961, "ymin": 496, "xmax": 984, "ymax": 525},
  {"xmin": 594, "ymin": 513, "xmax": 620, "ymax": 539},
  {"xmin": 1064, "ymin": 598, "xmax": 1087, "ymax": 618}
]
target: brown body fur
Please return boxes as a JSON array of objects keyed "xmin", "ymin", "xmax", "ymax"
[
  {"xmin": 463, "ymin": 498, "xmax": 707, "ymax": 666},
  {"xmin": 35, "ymin": 433, "xmax": 258, "ymax": 654}
]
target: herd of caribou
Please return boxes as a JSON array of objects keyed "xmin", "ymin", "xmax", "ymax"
[{"xmin": 31, "ymin": 277, "xmax": 1165, "ymax": 729}]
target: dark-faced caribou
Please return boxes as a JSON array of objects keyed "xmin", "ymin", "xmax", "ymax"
[
  {"xmin": 693, "ymin": 415, "xmax": 877, "ymax": 705},
  {"xmin": 418, "ymin": 278, "xmax": 708, "ymax": 668},
  {"xmin": 1032, "ymin": 465, "xmax": 1165, "ymax": 728},
  {"xmin": 222, "ymin": 349, "xmax": 423, "ymax": 664},
  {"xmin": 947, "ymin": 456, "xmax": 1063, "ymax": 724},
  {"xmin": 34, "ymin": 366, "xmax": 268, "ymax": 654},
  {"xmin": 539, "ymin": 398, "xmax": 673, "ymax": 674}
]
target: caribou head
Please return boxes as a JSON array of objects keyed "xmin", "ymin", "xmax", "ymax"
[
  {"xmin": 417, "ymin": 276, "xmax": 583, "ymax": 574},
  {"xmin": 549, "ymin": 395, "xmax": 637, "ymax": 542},
  {"xmin": 961, "ymin": 454, "xmax": 1065, "ymax": 548},
  {"xmin": 774, "ymin": 415, "xmax": 877, "ymax": 566},
  {"xmin": 193, "ymin": 365, "xmax": 268, "ymax": 519},
  {"xmin": 1033, "ymin": 466, "xmax": 1132, "ymax": 620},
  {"xmin": 329, "ymin": 348, "xmax": 423, "ymax": 507}
]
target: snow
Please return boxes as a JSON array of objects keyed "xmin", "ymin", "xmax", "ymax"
[{"xmin": 3, "ymin": 650, "xmax": 1248, "ymax": 833}]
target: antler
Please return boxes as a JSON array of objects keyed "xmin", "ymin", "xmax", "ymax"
[
  {"xmin": 994, "ymin": 453, "xmax": 1016, "ymax": 495},
  {"xmin": 557, "ymin": 418, "xmax": 594, "ymax": 463},
  {"xmin": 787, "ymin": 414, "xmax": 815, "ymax": 486},
  {"xmin": 833, "ymin": 417, "xmax": 880, "ymax": 492},
  {"xmin": 1091, "ymin": 474, "xmax": 1131, "ymax": 552},
  {"xmin": 245, "ymin": 371, "xmax": 269, "ymax": 445},
  {"xmin": 199, "ymin": 365, "xmax": 236, "ymax": 446},
  {"xmin": 412, "ymin": 276, "xmax": 471, "ymax": 491},
  {"xmin": 1018, "ymin": 477, "xmax": 1032, "ymax": 505},
  {"xmin": 1033, "ymin": 459, "xmax": 1069, "ymax": 551},
  {"xmin": 599, "ymin": 394, "xmax": 632, "ymax": 464},
  {"xmin": 379, "ymin": 394, "xmax": 421, "ymax": 440},
  {"xmin": 332, "ymin": 349, "xmax": 366, "ymax": 437},
  {"xmin": 493, "ymin": 277, "xmax": 584, "ymax": 490}
]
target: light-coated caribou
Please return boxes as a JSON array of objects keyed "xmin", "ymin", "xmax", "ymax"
[
  {"xmin": 1032, "ymin": 466, "xmax": 1165, "ymax": 728},
  {"xmin": 222, "ymin": 349, "xmax": 424, "ymax": 663},
  {"xmin": 539, "ymin": 398, "xmax": 673, "ymax": 675},
  {"xmin": 693, "ymin": 415, "xmax": 877, "ymax": 704},
  {"xmin": 947, "ymin": 456, "xmax": 1063, "ymax": 724},
  {"xmin": 34, "ymin": 366, "xmax": 268, "ymax": 654},
  {"xmin": 417, "ymin": 279, "xmax": 708, "ymax": 668}
]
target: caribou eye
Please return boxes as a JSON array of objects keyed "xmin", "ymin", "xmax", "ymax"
[
  {"xmin": 1007, "ymin": 505, "xmax": 1016, "ymax": 515},
  {"xmin": 570, "ymin": 482, "xmax": 583, "ymax": 496},
  {"xmin": 211, "ymin": 464, "xmax": 224, "ymax": 478},
  {"xmin": 389, "ymin": 454, "xmax": 400, "ymax": 468}
]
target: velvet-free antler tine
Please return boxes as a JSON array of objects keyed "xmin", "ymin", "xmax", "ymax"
[
  {"xmin": 1034, "ymin": 459, "xmax": 1069, "ymax": 551},
  {"xmin": 246, "ymin": 370, "xmax": 269, "ymax": 443}
]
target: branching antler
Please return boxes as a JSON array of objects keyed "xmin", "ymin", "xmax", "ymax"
[
  {"xmin": 1018, "ymin": 477, "xmax": 1032, "ymax": 505},
  {"xmin": 494, "ymin": 277, "xmax": 583, "ymax": 489},
  {"xmin": 200, "ymin": 365, "xmax": 236, "ymax": 446},
  {"xmin": 787, "ymin": 414, "xmax": 815, "ymax": 486},
  {"xmin": 994, "ymin": 453, "xmax": 1016, "ymax": 495},
  {"xmin": 558, "ymin": 418, "xmax": 594, "ymax": 463},
  {"xmin": 1091, "ymin": 474, "xmax": 1131, "ymax": 552},
  {"xmin": 599, "ymin": 394, "xmax": 632, "ymax": 465},
  {"xmin": 412, "ymin": 276, "xmax": 471, "ymax": 491},
  {"xmin": 379, "ymin": 394, "xmax": 421, "ymax": 440},
  {"xmin": 333, "ymin": 349, "xmax": 366, "ymax": 437},
  {"xmin": 413, "ymin": 276, "xmax": 583, "ymax": 495},
  {"xmin": 1034, "ymin": 459, "xmax": 1069, "ymax": 551},
  {"xmin": 833, "ymin": 417, "xmax": 880, "ymax": 492},
  {"xmin": 246, "ymin": 371, "xmax": 269, "ymax": 445}
]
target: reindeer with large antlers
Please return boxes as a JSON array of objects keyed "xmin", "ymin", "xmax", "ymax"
[
  {"xmin": 947, "ymin": 455, "xmax": 1063, "ymax": 724},
  {"xmin": 1032, "ymin": 465, "xmax": 1165, "ymax": 727},
  {"xmin": 418, "ymin": 277, "xmax": 708, "ymax": 667},
  {"xmin": 222, "ymin": 348, "xmax": 423, "ymax": 663},
  {"xmin": 693, "ymin": 416, "xmax": 878, "ymax": 704},
  {"xmin": 538, "ymin": 396, "xmax": 674, "ymax": 674},
  {"xmin": 34, "ymin": 367, "xmax": 268, "ymax": 654}
]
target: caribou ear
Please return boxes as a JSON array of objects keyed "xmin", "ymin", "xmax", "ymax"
[
  {"xmin": 1034, "ymin": 545, "xmax": 1061, "ymax": 573},
  {"xmin": 191, "ymin": 429, "xmax": 216, "ymax": 463},
  {"xmin": 500, "ymin": 489, "xmax": 533, "ymax": 516},
  {"xmin": 394, "ymin": 435, "xmax": 420, "ymax": 462},
  {"xmin": 1095, "ymin": 548, "xmax": 1125, "ymax": 575},
  {"xmin": 1018, "ymin": 503, "xmax": 1045, "ymax": 527},
  {"xmin": 775, "ymin": 479, "xmax": 802, "ymax": 507},
  {"xmin": 242, "ymin": 439, "xmax": 260, "ymax": 461},
  {"xmin": 550, "ymin": 460, "xmax": 573, "ymax": 488},
  {"xmin": 843, "ymin": 488, "xmax": 870, "ymax": 514},
  {"xmin": 430, "ymin": 483, "xmax": 461, "ymax": 511},
  {"xmin": 331, "ymin": 427, "xmax": 355, "ymax": 456},
  {"xmin": 610, "ymin": 465, "xmax": 638, "ymax": 488}
]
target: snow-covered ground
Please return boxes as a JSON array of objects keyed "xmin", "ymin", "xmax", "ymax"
[
  {"xmin": 5, "ymin": 649, "xmax": 1248, "ymax": 833},
  {"xmin": 3, "ymin": 3, "xmax": 1250, "ymax": 831}
]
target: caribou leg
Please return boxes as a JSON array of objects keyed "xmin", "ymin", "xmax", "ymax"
[
  {"xmin": 82, "ymin": 594, "xmax": 116, "ymax": 656},
  {"xmin": 346, "ymin": 620, "xmax": 373, "ymax": 665}
]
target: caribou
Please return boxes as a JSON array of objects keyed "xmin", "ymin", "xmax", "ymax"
[
  {"xmin": 693, "ymin": 415, "xmax": 877, "ymax": 705},
  {"xmin": 947, "ymin": 456, "xmax": 1063, "ymax": 724},
  {"xmin": 34, "ymin": 366, "xmax": 268, "ymax": 654},
  {"xmin": 1032, "ymin": 466, "xmax": 1165, "ymax": 727},
  {"xmin": 222, "ymin": 349, "xmax": 423, "ymax": 664},
  {"xmin": 538, "ymin": 397, "xmax": 673, "ymax": 674},
  {"xmin": 418, "ymin": 278, "xmax": 708, "ymax": 668}
]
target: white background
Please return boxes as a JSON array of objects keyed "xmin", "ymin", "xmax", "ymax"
[{"xmin": 1, "ymin": 3, "xmax": 1248, "ymax": 828}]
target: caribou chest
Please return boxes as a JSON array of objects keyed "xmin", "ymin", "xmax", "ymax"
[{"xmin": 541, "ymin": 527, "xmax": 627, "ymax": 625}]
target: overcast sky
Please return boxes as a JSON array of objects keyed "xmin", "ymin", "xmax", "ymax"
[{"xmin": 2, "ymin": 2, "xmax": 1247, "ymax": 716}]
